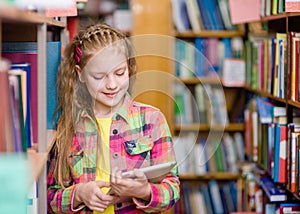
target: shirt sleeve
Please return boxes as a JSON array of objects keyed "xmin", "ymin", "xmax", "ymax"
[
  {"xmin": 47, "ymin": 146, "xmax": 85, "ymax": 214},
  {"xmin": 133, "ymin": 110, "xmax": 180, "ymax": 212}
]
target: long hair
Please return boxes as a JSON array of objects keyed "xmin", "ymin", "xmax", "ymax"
[{"xmin": 52, "ymin": 23, "xmax": 137, "ymax": 187}]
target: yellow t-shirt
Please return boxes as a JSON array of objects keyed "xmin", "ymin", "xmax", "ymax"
[{"xmin": 94, "ymin": 118, "xmax": 114, "ymax": 214}]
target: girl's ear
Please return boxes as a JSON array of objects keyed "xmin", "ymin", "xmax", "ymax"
[{"xmin": 75, "ymin": 65, "xmax": 85, "ymax": 82}]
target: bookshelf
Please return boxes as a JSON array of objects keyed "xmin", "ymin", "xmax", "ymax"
[
  {"xmin": 130, "ymin": 0, "xmax": 247, "ymax": 213},
  {"xmin": 0, "ymin": 2, "xmax": 66, "ymax": 213},
  {"xmin": 242, "ymin": 3, "xmax": 300, "ymax": 212}
]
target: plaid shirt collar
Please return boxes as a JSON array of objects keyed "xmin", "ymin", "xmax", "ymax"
[{"xmin": 75, "ymin": 92, "xmax": 134, "ymax": 125}]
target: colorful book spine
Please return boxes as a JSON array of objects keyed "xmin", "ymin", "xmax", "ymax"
[{"xmin": 260, "ymin": 177, "xmax": 287, "ymax": 202}]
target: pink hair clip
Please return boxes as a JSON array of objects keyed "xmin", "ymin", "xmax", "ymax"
[{"xmin": 74, "ymin": 44, "xmax": 83, "ymax": 63}]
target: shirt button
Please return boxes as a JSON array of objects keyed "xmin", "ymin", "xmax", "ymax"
[
  {"xmin": 116, "ymin": 115, "xmax": 121, "ymax": 120},
  {"xmin": 113, "ymin": 153, "xmax": 118, "ymax": 159},
  {"xmin": 116, "ymin": 203, "xmax": 122, "ymax": 208},
  {"xmin": 113, "ymin": 129, "xmax": 118, "ymax": 135}
]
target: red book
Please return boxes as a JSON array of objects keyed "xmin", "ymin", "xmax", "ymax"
[
  {"xmin": 279, "ymin": 124, "xmax": 288, "ymax": 183},
  {"xmin": 295, "ymin": 39, "xmax": 299, "ymax": 101}
]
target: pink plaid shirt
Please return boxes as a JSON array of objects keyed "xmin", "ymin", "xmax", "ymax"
[{"xmin": 47, "ymin": 94, "xmax": 180, "ymax": 213}]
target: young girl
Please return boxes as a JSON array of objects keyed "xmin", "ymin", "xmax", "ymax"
[{"xmin": 47, "ymin": 23, "xmax": 180, "ymax": 213}]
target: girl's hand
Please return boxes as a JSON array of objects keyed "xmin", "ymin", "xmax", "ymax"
[
  {"xmin": 110, "ymin": 167, "xmax": 152, "ymax": 201},
  {"xmin": 74, "ymin": 181, "xmax": 119, "ymax": 212}
]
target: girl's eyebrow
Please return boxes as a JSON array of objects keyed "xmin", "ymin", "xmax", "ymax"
[{"xmin": 113, "ymin": 63, "xmax": 127, "ymax": 72}]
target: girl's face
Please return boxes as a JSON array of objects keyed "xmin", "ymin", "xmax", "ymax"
[{"xmin": 78, "ymin": 46, "xmax": 130, "ymax": 118}]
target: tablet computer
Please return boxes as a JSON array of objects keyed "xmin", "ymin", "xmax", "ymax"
[{"xmin": 121, "ymin": 161, "xmax": 177, "ymax": 179}]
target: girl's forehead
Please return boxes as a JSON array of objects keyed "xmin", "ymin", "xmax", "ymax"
[{"xmin": 84, "ymin": 46, "xmax": 127, "ymax": 74}]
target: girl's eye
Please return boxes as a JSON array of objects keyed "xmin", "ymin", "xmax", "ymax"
[
  {"xmin": 93, "ymin": 76, "xmax": 104, "ymax": 80},
  {"xmin": 116, "ymin": 71, "xmax": 125, "ymax": 76}
]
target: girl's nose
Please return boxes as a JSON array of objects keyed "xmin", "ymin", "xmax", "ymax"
[{"xmin": 106, "ymin": 74, "xmax": 118, "ymax": 89}]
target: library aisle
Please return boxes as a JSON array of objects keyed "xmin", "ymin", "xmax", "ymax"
[{"xmin": 2, "ymin": 0, "xmax": 300, "ymax": 214}]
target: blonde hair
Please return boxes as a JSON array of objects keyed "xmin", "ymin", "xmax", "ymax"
[{"xmin": 52, "ymin": 23, "xmax": 136, "ymax": 187}]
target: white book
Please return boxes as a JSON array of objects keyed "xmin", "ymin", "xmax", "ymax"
[{"xmin": 185, "ymin": 0, "xmax": 203, "ymax": 32}]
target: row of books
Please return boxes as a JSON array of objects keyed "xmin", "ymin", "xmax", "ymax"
[
  {"xmin": 0, "ymin": 41, "xmax": 61, "ymax": 151},
  {"xmin": 175, "ymin": 37, "xmax": 244, "ymax": 78},
  {"xmin": 245, "ymin": 31, "xmax": 300, "ymax": 101},
  {"xmin": 173, "ymin": 132, "xmax": 245, "ymax": 175},
  {"xmin": 261, "ymin": 0, "xmax": 300, "ymax": 17},
  {"xmin": 244, "ymin": 96, "xmax": 300, "ymax": 197},
  {"xmin": 0, "ymin": 61, "xmax": 30, "ymax": 152},
  {"xmin": 240, "ymin": 164, "xmax": 300, "ymax": 213},
  {"xmin": 179, "ymin": 180, "xmax": 238, "ymax": 214},
  {"xmin": 171, "ymin": 0, "xmax": 236, "ymax": 32},
  {"xmin": 174, "ymin": 83, "xmax": 229, "ymax": 125}
]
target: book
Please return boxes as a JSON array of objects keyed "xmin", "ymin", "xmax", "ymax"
[
  {"xmin": 194, "ymin": 83, "xmax": 208, "ymax": 124},
  {"xmin": 285, "ymin": 0, "xmax": 300, "ymax": 12},
  {"xmin": 208, "ymin": 180, "xmax": 225, "ymax": 214},
  {"xmin": 200, "ymin": 185, "xmax": 214, "ymax": 214},
  {"xmin": 8, "ymin": 70, "xmax": 27, "ymax": 152},
  {"xmin": 228, "ymin": 0, "xmax": 261, "ymax": 24},
  {"xmin": 217, "ymin": 0, "xmax": 235, "ymax": 30},
  {"xmin": 273, "ymin": 33, "xmax": 287, "ymax": 98},
  {"xmin": 171, "ymin": 0, "xmax": 191, "ymax": 32},
  {"xmin": 260, "ymin": 177, "xmax": 287, "ymax": 202},
  {"xmin": 222, "ymin": 58, "xmax": 246, "ymax": 87},
  {"xmin": 185, "ymin": 0, "xmax": 203, "ymax": 32},
  {"xmin": 11, "ymin": 63, "xmax": 32, "ymax": 149},
  {"xmin": 0, "ymin": 59, "xmax": 15, "ymax": 152},
  {"xmin": 277, "ymin": 203, "xmax": 300, "ymax": 214},
  {"xmin": 273, "ymin": 123, "xmax": 287, "ymax": 183}
]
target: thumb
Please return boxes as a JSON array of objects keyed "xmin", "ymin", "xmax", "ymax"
[{"xmin": 134, "ymin": 169, "xmax": 146, "ymax": 179}]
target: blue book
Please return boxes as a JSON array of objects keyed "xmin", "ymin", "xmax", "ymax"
[
  {"xmin": 273, "ymin": 124, "xmax": 281, "ymax": 182},
  {"xmin": 256, "ymin": 97, "xmax": 273, "ymax": 124},
  {"xmin": 265, "ymin": 203, "xmax": 276, "ymax": 214},
  {"xmin": 11, "ymin": 63, "xmax": 31, "ymax": 149},
  {"xmin": 208, "ymin": 180, "xmax": 225, "ymax": 214},
  {"xmin": 194, "ymin": 37, "xmax": 207, "ymax": 77},
  {"xmin": 222, "ymin": 38, "xmax": 232, "ymax": 58},
  {"xmin": 260, "ymin": 177, "xmax": 287, "ymax": 202},
  {"xmin": 179, "ymin": 0, "xmax": 192, "ymax": 30},
  {"xmin": 200, "ymin": 185, "xmax": 214, "ymax": 214},
  {"xmin": 196, "ymin": 0, "xmax": 212, "ymax": 30},
  {"xmin": 181, "ymin": 183, "xmax": 192, "ymax": 213},
  {"xmin": 268, "ymin": 123, "xmax": 275, "ymax": 177},
  {"xmin": 46, "ymin": 42, "xmax": 61, "ymax": 130}
]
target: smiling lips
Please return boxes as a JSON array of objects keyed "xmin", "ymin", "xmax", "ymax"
[{"xmin": 103, "ymin": 92, "xmax": 118, "ymax": 98}]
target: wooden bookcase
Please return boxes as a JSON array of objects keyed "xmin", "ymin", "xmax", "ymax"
[
  {"xmin": 243, "ymin": 12, "xmax": 300, "ymax": 210},
  {"xmin": 0, "ymin": 3, "xmax": 66, "ymax": 213},
  {"xmin": 130, "ymin": 0, "xmax": 247, "ymax": 213}
]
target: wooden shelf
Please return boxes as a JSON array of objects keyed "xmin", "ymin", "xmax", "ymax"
[
  {"xmin": 179, "ymin": 77, "xmax": 221, "ymax": 85},
  {"xmin": 0, "ymin": 2, "xmax": 66, "ymax": 27},
  {"xmin": 175, "ymin": 30, "xmax": 244, "ymax": 38},
  {"xmin": 27, "ymin": 151, "xmax": 48, "ymax": 182},
  {"xmin": 288, "ymin": 100, "xmax": 300, "ymax": 109},
  {"xmin": 244, "ymin": 85, "xmax": 287, "ymax": 104},
  {"xmin": 174, "ymin": 123, "xmax": 245, "ymax": 132},
  {"xmin": 179, "ymin": 172, "xmax": 240, "ymax": 180},
  {"xmin": 261, "ymin": 12, "xmax": 300, "ymax": 21},
  {"xmin": 178, "ymin": 77, "xmax": 245, "ymax": 88}
]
